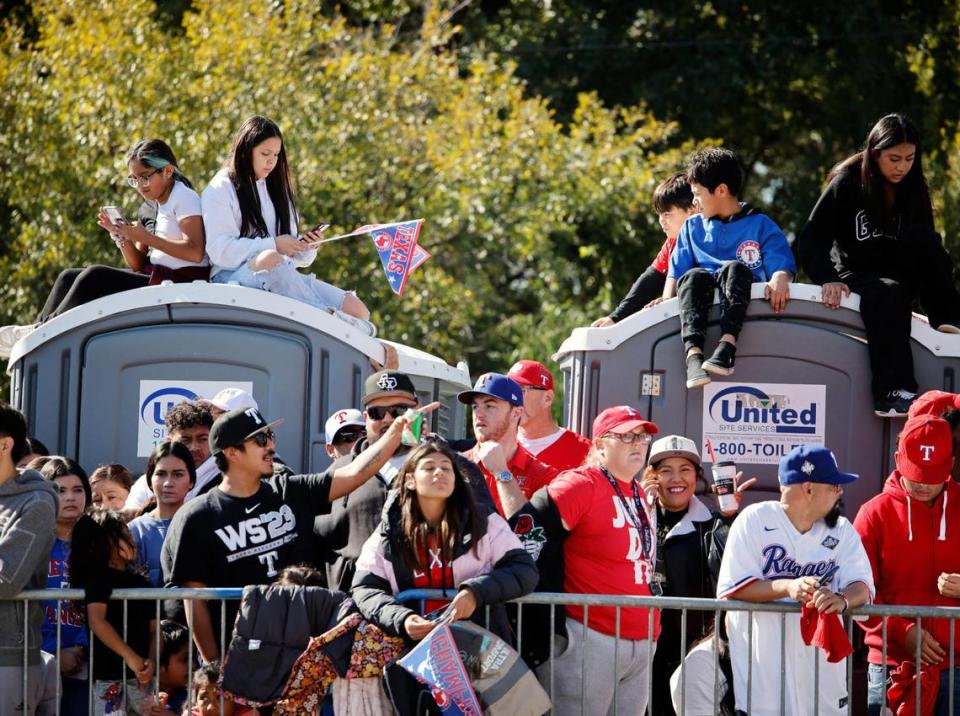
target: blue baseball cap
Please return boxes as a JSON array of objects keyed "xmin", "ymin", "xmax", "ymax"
[
  {"xmin": 457, "ymin": 373, "xmax": 524, "ymax": 408},
  {"xmin": 778, "ymin": 445, "xmax": 859, "ymax": 486}
]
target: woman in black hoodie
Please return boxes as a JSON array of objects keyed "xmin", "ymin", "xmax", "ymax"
[{"xmin": 798, "ymin": 113, "xmax": 960, "ymax": 418}]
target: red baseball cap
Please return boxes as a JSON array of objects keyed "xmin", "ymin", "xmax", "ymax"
[
  {"xmin": 896, "ymin": 415, "xmax": 954, "ymax": 485},
  {"xmin": 508, "ymin": 360, "xmax": 554, "ymax": 390},
  {"xmin": 591, "ymin": 406, "xmax": 659, "ymax": 439},
  {"xmin": 907, "ymin": 390, "xmax": 960, "ymax": 420}
]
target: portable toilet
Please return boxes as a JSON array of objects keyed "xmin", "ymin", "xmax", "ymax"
[
  {"xmin": 555, "ymin": 283, "xmax": 960, "ymax": 514},
  {"xmin": 6, "ymin": 283, "xmax": 471, "ymax": 474}
]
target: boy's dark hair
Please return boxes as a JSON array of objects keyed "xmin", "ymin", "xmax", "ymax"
[
  {"xmin": 686, "ymin": 148, "xmax": 744, "ymax": 196},
  {"xmin": 0, "ymin": 402, "xmax": 29, "ymax": 465},
  {"xmin": 164, "ymin": 400, "xmax": 214, "ymax": 434},
  {"xmin": 276, "ymin": 564, "xmax": 325, "ymax": 586},
  {"xmin": 192, "ymin": 660, "xmax": 221, "ymax": 693},
  {"xmin": 159, "ymin": 620, "xmax": 189, "ymax": 667},
  {"xmin": 39, "ymin": 456, "xmax": 93, "ymax": 509},
  {"xmin": 652, "ymin": 172, "xmax": 695, "ymax": 214},
  {"xmin": 24, "ymin": 436, "xmax": 50, "ymax": 459}
]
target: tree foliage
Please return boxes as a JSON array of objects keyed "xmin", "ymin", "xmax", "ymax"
[{"xmin": 0, "ymin": 0, "xmax": 684, "ymax": 374}]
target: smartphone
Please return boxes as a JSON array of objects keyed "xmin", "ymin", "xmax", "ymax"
[
  {"xmin": 299, "ymin": 222, "xmax": 330, "ymax": 241},
  {"xmin": 101, "ymin": 206, "xmax": 126, "ymax": 225}
]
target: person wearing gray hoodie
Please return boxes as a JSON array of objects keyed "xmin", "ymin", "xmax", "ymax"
[{"xmin": 0, "ymin": 403, "xmax": 58, "ymax": 715}]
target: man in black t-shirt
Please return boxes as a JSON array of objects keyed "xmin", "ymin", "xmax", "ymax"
[{"xmin": 161, "ymin": 406, "xmax": 421, "ymax": 662}]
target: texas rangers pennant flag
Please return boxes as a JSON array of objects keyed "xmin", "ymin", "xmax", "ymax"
[
  {"xmin": 366, "ymin": 219, "xmax": 428, "ymax": 296},
  {"xmin": 397, "ymin": 623, "xmax": 482, "ymax": 716}
]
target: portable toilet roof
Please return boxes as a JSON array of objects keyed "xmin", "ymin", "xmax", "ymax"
[
  {"xmin": 6, "ymin": 282, "xmax": 471, "ymax": 474},
  {"xmin": 554, "ymin": 282, "xmax": 960, "ymax": 515}
]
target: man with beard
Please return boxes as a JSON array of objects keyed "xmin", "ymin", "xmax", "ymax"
[
  {"xmin": 459, "ymin": 372, "xmax": 559, "ymax": 517},
  {"xmin": 162, "ymin": 406, "xmax": 424, "ymax": 661},
  {"xmin": 508, "ymin": 360, "xmax": 591, "ymax": 472},
  {"xmin": 716, "ymin": 446, "xmax": 874, "ymax": 716},
  {"xmin": 315, "ymin": 370, "xmax": 495, "ymax": 591},
  {"xmin": 854, "ymin": 415, "xmax": 960, "ymax": 715}
]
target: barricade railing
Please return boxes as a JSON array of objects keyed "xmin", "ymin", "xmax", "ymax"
[{"xmin": 5, "ymin": 588, "xmax": 960, "ymax": 715}]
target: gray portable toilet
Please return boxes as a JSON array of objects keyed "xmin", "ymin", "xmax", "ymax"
[
  {"xmin": 555, "ymin": 283, "xmax": 960, "ymax": 515},
  {"xmin": 6, "ymin": 282, "xmax": 470, "ymax": 474}
]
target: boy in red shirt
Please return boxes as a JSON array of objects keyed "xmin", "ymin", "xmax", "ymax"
[{"xmin": 592, "ymin": 173, "xmax": 697, "ymax": 326}]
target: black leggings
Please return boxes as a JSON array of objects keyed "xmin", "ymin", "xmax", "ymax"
[
  {"xmin": 38, "ymin": 265, "xmax": 149, "ymax": 322},
  {"xmin": 677, "ymin": 261, "xmax": 754, "ymax": 353},
  {"xmin": 609, "ymin": 266, "xmax": 667, "ymax": 322}
]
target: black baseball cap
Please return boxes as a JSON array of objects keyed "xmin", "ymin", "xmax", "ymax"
[
  {"xmin": 209, "ymin": 408, "xmax": 284, "ymax": 454},
  {"xmin": 363, "ymin": 371, "xmax": 418, "ymax": 406}
]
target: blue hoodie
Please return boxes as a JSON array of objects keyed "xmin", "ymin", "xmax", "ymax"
[{"xmin": 668, "ymin": 204, "xmax": 796, "ymax": 282}]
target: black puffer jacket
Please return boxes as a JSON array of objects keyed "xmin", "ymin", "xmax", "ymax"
[{"xmin": 351, "ymin": 495, "xmax": 537, "ymax": 643}]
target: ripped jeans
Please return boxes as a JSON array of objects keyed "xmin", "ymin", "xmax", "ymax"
[{"xmin": 213, "ymin": 256, "xmax": 348, "ymax": 312}]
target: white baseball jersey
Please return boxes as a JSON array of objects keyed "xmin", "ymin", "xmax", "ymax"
[{"xmin": 716, "ymin": 501, "xmax": 875, "ymax": 716}]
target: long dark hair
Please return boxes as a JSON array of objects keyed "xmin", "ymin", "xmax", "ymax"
[
  {"xmin": 829, "ymin": 113, "xmax": 933, "ymax": 229},
  {"xmin": 69, "ymin": 509, "xmax": 137, "ymax": 588},
  {"xmin": 139, "ymin": 441, "xmax": 197, "ymax": 516},
  {"xmin": 396, "ymin": 441, "xmax": 482, "ymax": 573},
  {"xmin": 127, "ymin": 138, "xmax": 193, "ymax": 189},
  {"xmin": 227, "ymin": 115, "xmax": 297, "ymax": 238},
  {"xmin": 39, "ymin": 456, "xmax": 92, "ymax": 512}
]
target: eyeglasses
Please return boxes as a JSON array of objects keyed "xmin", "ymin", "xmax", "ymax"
[
  {"xmin": 520, "ymin": 385, "xmax": 546, "ymax": 394},
  {"xmin": 126, "ymin": 168, "xmax": 161, "ymax": 188},
  {"xmin": 248, "ymin": 430, "xmax": 276, "ymax": 447},
  {"xmin": 603, "ymin": 432, "xmax": 652, "ymax": 445},
  {"xmin": 333, "ymin": 428, "xmax": 365, "ymax": 445},
  {"xmin": 366, "ymin": 404, "xmax": 415, "ymax": 421}
]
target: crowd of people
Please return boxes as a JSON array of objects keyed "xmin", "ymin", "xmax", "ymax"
[{"xmin": 0, "ymin": 110, "xmax": 959, "ymax": 716}]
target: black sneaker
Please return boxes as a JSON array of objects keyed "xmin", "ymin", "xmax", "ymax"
[
  {"xmin": 703, "ymin": 341, "xmax": 736, "ymax": 376},
  {"xmin": 686, "ymin": 353, "xmax": 711, "ymax": 389},
  {"xmin": 873, "ymin": 389, "xmax": 918, "ymax": 418}
]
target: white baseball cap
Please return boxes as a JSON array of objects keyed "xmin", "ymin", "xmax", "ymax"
[
  {"xmin": 324, "ymin": 409, "xmax": 366, "ymax": 445},
  {"xmin": 649, "ymin": 435, "xmax": 701, "ymax": 466},
  {"xmin": 209, "ymin": 388, "xmax": 259, "ymax": 413}
]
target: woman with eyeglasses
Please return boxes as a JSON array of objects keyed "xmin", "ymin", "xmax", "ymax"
[
  {"xmin": 21, "ymin": 140, "xmax": 207, "ymax": 330},
  {"xmin": 490, "ymin": 405, "xmax": 662, "ymax": 716},
  {"xmin": 201, "ymin": 115, "xmax": 372, "ymax": 334}
]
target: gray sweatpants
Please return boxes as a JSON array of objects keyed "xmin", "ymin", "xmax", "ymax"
[
  {"xmin": 0, "ymin": 663, "xmax": 54, "ymax": 716},
  {"xmin": 538, "ymin": 617, "xmax": 655, "ymax": 716}
]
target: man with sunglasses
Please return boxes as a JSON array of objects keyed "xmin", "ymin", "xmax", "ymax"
[
  {"xmin": 315, "ymin": 371, "xmax": 494, "ymax": 591},
  {"xmin": 324, "ymin": 408, "xmax": 366, "ymax": 459},
  {"xmin": 162, "ymin": 405, "xmax": 416, "ymax": 662},
  {"xmin": 508, "ymin": 359, "xmax": 591, "ymax": 472}
]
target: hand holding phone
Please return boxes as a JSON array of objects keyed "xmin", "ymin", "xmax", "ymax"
[
  {"xmin": 101, "ymin": 206, "xmax": 127, "ymax": 226},
  {"xmin": 299, "ymin": 222, "xmax": 330, "ymax": 242}
]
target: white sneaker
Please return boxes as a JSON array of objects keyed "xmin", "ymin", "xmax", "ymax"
[
  {"xmin": 333, "ymin": 312, "xmax": 377, "ymax": 337},
  {"xmin": 0, "ymin": 324, "xmax": 36, "ymax": 359}
]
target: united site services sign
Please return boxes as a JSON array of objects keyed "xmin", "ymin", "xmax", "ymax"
[
  {"xmin": 701, "ymin": 382, "xmax": 826, "ymax": 465},
  {"xmin": 137, "ymin": 380, "xmax": 253, "ymax": 457}
]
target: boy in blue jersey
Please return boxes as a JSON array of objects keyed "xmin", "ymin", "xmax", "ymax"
[{"xmin": 662, "ymin": 149, "xmax": 796, "ymax": 388}]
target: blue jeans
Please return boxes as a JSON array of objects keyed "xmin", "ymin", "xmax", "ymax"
[
  {"xmin": 214, "ymin": 256, "xmax": 347, "ymax": 312},
  {"xmin": 867, "ymin": 663, "xmax": 960, "ymax": 715}
]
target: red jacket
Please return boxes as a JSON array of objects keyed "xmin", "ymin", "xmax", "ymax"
[{"xmin": 853, "ymin": 473, "xmax": 960, "ymax": 665}]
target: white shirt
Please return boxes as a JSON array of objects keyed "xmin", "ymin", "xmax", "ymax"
[
  {"xmin": 201, "ymin": 168, "xmax": 314, "ymax": 277},
  {"xmin": 148, "ymin": 181, "xmax": 207, "ymax": 269},
  {"xmin": 670, "ymin": 637, "xmax": 729, "ymax": 716},
  {"xmin": 716, "ymin": 501, "xmax": 875, "ymax": 716},
  {"xmin": 518, "ymin": 427, "xmax": 566, "ymax": 456}
]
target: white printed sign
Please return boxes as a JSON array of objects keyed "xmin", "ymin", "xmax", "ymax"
[
  {"xmin": 137, "ymin": 380, "xmax": 254, "ymax": 456},
  {"xmin": 701, "ymin": 382, "xmax": 826, "ymax": 465}
]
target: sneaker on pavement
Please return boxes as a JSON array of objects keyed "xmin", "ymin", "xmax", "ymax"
[
  {"xmin": 686, "ymin": 353, "xmax": 711, "ymax": 389},
  {"xmin": 703, "ymin": 340, "xmax": 737, "ymax": 376},
  {"xmin": 0, "ymin": 324, "xmax": 36, "ymax": 359},
  {"xmin": 873, "ymin": 389, "xmax": 918, "ymax": 418}
]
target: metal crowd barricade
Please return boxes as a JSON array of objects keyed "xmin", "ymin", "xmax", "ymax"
[{"xmin": 5, "ymin": 588, "xmax": 960, "ymax": 715}]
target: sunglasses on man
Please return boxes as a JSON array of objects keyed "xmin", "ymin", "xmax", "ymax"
[
  {"xmin": 333, "ymin": 428, "xmax": 366, "ymax": 445},
  {"xmin": 366, "ymin": 404, "xmax": 416, "ymax": 421},
  {"xmin": 247, "ymin": 429, "xmax": 276, "ymax": 447}
]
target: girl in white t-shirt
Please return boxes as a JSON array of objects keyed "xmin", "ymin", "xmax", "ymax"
[
  {"xmin": 98, "ymin": 138, "xmax": 209, "ymax": 283},
  {"xmin": 202, "ymin": 115, "xmax": 372, "ymax": 333}
]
